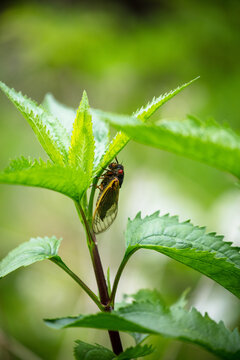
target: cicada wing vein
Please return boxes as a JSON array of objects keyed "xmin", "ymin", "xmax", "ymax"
[{"xmin": 92, "ymin": 178, "xmax": 119, "ymax": 234}]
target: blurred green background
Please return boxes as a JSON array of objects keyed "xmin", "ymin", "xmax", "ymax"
[{"xmin": 0, "ymin": 0, "xmax": 240, "ymax": 359}]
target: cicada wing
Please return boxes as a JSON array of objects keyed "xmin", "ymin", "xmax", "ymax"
[
  {"xmin": 92, "ymin": 179, "xmax": 119, "ymax": 234},
  {"xmin": 92, "ymin": 201, "xmax": 118, "ymax": 234}
]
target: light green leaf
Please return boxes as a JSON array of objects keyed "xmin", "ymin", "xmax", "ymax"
[
  {"xmin": 43, "ymin": 94, "xmax": 110, "ymax": 170},
  {"xmin": 68, "ymin": 91, "xmax": 94, "ymax": 181},
  {"xmin": 0, "ymin": 236, "xmax": 61, "ymax": 278},
  {"xmin": 94, "ymin": 79, "xmax": 198, "ymax": 174},
  {"xmin": 134, "ymin": 77, "xmax": 199, "ymax": 121},
  {"xmin": 0, "ymin": 81, "xmax": 70, "ymax": 165},
  {"xmin": 74, "ymin": 340, "xmax": 153, "ymax": 360},
  {"xmin": 125, "ymin": 212, "xmax": 240, "ymax": 298},
  {"xmin": 45, "ymin": 290, "xmax": 240, "ymax": 360},
  {"xmin": 95, "ymin": 131, "xmax": 129, "ymax": 175},
  {"xmin": 43, "ymin": 93, "xmax": 76, "ymax": 135},
  {"xmin": 91, "ymin": 109, "xmax": 110, "ymax": 168},
  {"xmin": 97, "ymin": 113, "xmax": 240, "ymax": 180},
  {"xmin": 107, "ymin": 267, "xmax": 111, "ymax": 297},
  {"xmin": 0, "ymin": 156, "xmax": 88, "ymax": 201}
]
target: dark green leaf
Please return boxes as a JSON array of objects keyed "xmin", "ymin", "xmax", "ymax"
[
  {"xmin": 0, "ymin": 236, "xmax": 61, "ymax": 278},
  {"xmin": 45, "ymin": 290, "xmax": 240, "ymax": 360},
  {"xmin": 125, "ymin": 212, "xmax": 240, "ymax": 298},
  {"xmin": 74, "ymin": 340, "xmax": 114, "ymax": 360},
  {"xmin": 116, "ymin": 344, "xmax": 153, "ymax": 359},
  {"xmin": 96, "ymin": 114, "xmax": 240, "ymax": 180},
  {"xmin": 74, "ymin": 340, "xmax": 153, "ymax": 360}
]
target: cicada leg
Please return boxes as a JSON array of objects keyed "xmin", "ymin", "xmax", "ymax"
[{"xmin": 89, "ymin": 184, "xmax": 102, "ymax": 190}]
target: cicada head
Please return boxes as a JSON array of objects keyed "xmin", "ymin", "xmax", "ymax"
[{"xmin": 108, "ymin": 162, "xmax": 124, "ymax": 187}]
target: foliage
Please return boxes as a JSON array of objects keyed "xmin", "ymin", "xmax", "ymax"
[
  {"xmin": 0, "ymin": 79, "xmax": 239, "ymax": 359},
  {"xmin": 124, "ymin": 212, "xmax": 240, "ymax": 298},
  {"xmin": 95, "ymin": 111, "xmax": 240, "ymax": 180},
  {"xmin": 46, "ymin": 289, "xmax": 240, "ymax": 360},
  {"xmin": 74, "ymin": 341, "xmax": 153, "ymax": 360},
  {"xmin": 0, "ymin": 236, "xmax": 61, "ymax": 278}
]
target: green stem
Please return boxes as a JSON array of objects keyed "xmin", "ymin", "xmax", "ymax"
[
  {"xmin": 75, "ymin": 201, "xmax": 110, "ymax": 306},
  {"xmin": 109, "ymin": 250, "xmax": 136, "ymax": 307},
  {"xmin": 88, "ymin": 176, "xmax": 98, "ymax": 222},
  {"xmin": 51, "ymin": 257, "xmax": 104, "ymax": 311},
  {"xmin": 75, "ymin": 201, "xmax": 123, "ymax": 355}
]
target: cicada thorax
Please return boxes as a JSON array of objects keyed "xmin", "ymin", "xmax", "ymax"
[
  {"xmin": 107, "ymin": 162, "xmax": 124, "ymax": 187},
  {"xmin": 92, "ymin": 161, "xmax": 124, "ymax": 234}
]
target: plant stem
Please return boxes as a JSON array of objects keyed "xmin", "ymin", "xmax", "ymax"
[
  {"xmin": 91, "ymin": 243, "xmax": 110, "ymax": 306},
  {"xmin": 51, "ymin": 257, "xmax": 104, "ymax": 311},
  {"xmin": 88, "ymin": 176, "xmax": 98, "ymax": 222},
  {"xmin": 109, "ymin": 250, "xmax": 136, "ymax": 306},
  {"xmin": 75, "ymin": 201, "xmax": 123, "ymax": 355}
]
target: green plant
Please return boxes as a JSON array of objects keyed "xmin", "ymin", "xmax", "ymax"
[{"xmin": 0, "ymin": 78, "xmax": 239, "ymax": 359}]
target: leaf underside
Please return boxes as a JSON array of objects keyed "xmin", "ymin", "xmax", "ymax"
[
  {"xmin": 94, "ymin": 78, "xmax": 198, "ymax": 174},
  {"xmin": 125, "ymin": 212, "xmax": 240, "ymax": 298},
  {"xmin": 45, "ymin": 289, "xmax": 240, "ymax": 360},
  {"xmin": 97, "ymin": 113, "xmax": 240, "ymax": 180}
]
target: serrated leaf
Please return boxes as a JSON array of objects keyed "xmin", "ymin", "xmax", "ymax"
[
  {"xmin": 68, "ymin": 92, "xmax": 94, "ymax": 180},
  {"xmin": 0, "ymin": 81, "xmax": 70, "ymax": 165},
  {"xmin": 91, "ymin": 109, "xmax": 110, "ymax": 168},
  {"xmin": 74, "ymin": 340, "xmax": 114, "ymax": 360},
  {"xmin": 43, "ymin": 94, "xmax": 110, "ymax": 170},
  {"xmin": 134, "ymin": 77, "xmax": 199, "ymax": 121},
  {"xmin": 116, "ymin": 344, "xmax": 153, "ymax": 359},
  {"xmin": 43, "ymin": 93, "xmax": 76, "ymax": 134},
  {"xmin": 0, "ymin": 157, "xmax": 88, "ymax": 201},
  {"xmin": 125, "ymin": 212, "xmax": 240, "ymax": 298},
  {"xmin": 74, "ymin": 340, "xmax": 153, "ymax": 360},
  {"xmin": 124, "ymin": 288, "xmax": 165, "ymax": 306},
  {"xmin": 45, "ymin": 290, "xmax": 240, "ymax": 360},
  {"xmin": 119, "ymin": 289, "xmax": 165, "ymax": 345},
  {"xmin": 94, "ymin": 79, "xmax": 198, "ymax": 174},
  {"xmin": 96, "ymin": 114, "xmax": 240, "ymax": 179},
  {"xmin": 0, "ymin": 236, "xmax": 61, "ymax": 278},
  {"xmin": 95, "ymin": 131, "xmax": 129, "ymax": 175}
]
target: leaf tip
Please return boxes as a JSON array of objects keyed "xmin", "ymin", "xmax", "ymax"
[
  {"xmin": 135, "ymin": 211, "xmax": 142, "ymax": 219},
  {"xmin": 80, "ymin": 90, "xmax": 89, "ymax": 107}
]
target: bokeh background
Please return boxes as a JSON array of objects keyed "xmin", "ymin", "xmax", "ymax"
[{"xmin": 0, "ymin": 0, "xmax": 240, "ymax": 359}]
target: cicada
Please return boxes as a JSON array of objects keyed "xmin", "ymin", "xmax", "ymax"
[{"xmin": 92, "ymin": 159, "xmax": 124, "ymax": 234}]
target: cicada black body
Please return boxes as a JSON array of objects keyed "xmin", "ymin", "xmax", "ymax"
[{"xmin": 92, "ymin": 160, "xmax": 124, "ymax": 234}]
